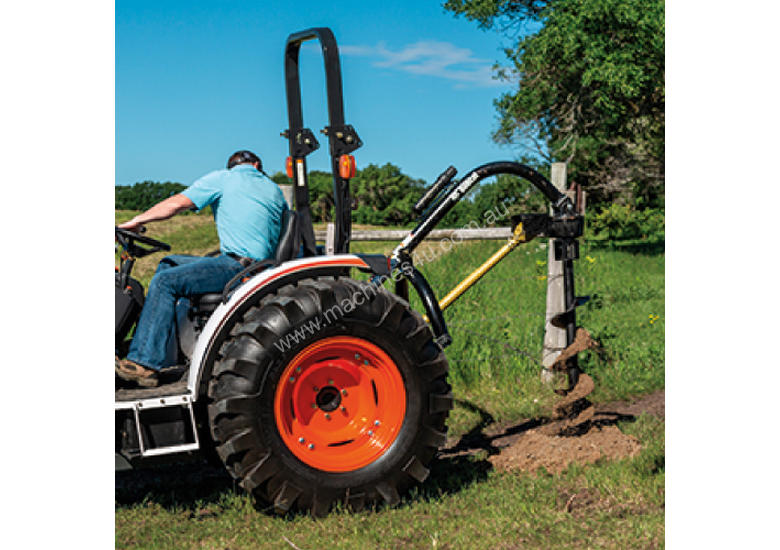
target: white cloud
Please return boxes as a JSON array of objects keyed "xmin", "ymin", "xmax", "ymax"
[{"xmin": 340, "ymin": 41, "xmax": 504, "ymax": 88}]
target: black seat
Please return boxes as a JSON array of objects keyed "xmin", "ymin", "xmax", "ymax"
[
  {"xmin": 273, "ymin": 209, "xmax": 300, "ymax": 265},
  {"xmin": 190, "ymin": 210, "xmax": 301, "ymax": 314}
]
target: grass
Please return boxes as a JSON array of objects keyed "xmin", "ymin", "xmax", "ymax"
[
  {"xmin": 351, "ymin": 230, "xmax": 664, "ymax": 430},
  {"xmin": 115, "ymin": 210, "xmax": 664, "ymax": 548},
  {"xmin": 116, "ymin": 415, "xmax": 664, "ymax": 549}
]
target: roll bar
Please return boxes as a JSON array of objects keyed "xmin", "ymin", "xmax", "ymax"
[{"xmin": 284, "ymin": 27, "xmax": 362, "ymax": 256}]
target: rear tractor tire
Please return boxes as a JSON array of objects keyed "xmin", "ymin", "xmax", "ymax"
[{"xmin": 207, "ymin": 277, "xmax": 452, "ymax": 516}]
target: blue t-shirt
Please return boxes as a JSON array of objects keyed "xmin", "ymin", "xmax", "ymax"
[{"xmin": 182, "ymin": 164, "xmax": 288, "ymax": 260}]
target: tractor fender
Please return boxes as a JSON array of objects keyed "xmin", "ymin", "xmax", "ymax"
[{"xmin": 186, "ymin": 254, "xmax": 373, "ymax": 399}]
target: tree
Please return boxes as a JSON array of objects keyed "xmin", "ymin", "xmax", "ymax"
[
  {"xmin": 351, "ymin": 163, "xmax": 426, "ymax": 225},
  {"xmin": 444, "ymin": 0, "xmax": 548, "ymax": 28},
  {"xmin": 445, "ymin": 0, "xmax": 664, "ymax": 205}
]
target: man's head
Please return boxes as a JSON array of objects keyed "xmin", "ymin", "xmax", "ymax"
[{"xmin": 227, "ymin": 150, "xmax": 264, "ymax": 172}]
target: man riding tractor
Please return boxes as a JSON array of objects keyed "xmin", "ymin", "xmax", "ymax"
[{"xmin": 116, "ymin": 150, "xmax": 288, "ymax": 387}]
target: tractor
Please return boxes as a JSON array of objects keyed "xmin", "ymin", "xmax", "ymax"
[{"xmin": 115, "ymin": 28, "xmax": 587, "ymax": 516}]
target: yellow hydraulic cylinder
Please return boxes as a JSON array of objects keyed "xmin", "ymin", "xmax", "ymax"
[{"xmin": 424, "ymin": 223, "xmax": 527, "ymax": 322}]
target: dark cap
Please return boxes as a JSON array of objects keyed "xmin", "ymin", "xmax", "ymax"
[{"xmin": 227, "ymin": 150, "xmax": 262, "ymax": 171}]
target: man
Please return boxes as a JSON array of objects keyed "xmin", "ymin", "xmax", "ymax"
[{"xmin": 116, "ymin": 150, "xmax": 288, "ymax": 387}]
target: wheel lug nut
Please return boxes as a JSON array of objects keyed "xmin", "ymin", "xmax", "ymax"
[
  {"xmin": 328, "ymin": 379, "xmax": 334, "ymax": 385},
  {"xmin": 298, "ymin": 437, "xmax": 305, "ymax": 443},
  {"xmin": 289, "ymin": 377, "xmax": 295, "ymax": 383},
  {"xmin": 355, "ymin": 354, "xmax": 360, "ymax": 360},
  {"xmin": 311, "ymin": 403, "xmax": 317, "ymax": 409},
  {"xmin": 308, "ymin": 443, "xmax": 315, "ymax": 450},
  {"xmin": 341, "ymin": 389, "xmax": 348, "ymax": 396},
  {"xmin": 313, "ymin": 386, "xmax": 319, "ymax": 392},
  {"xmin": 325, "ymin": 413, "xmax": 331, "ymax": 420},
  {"xmin": 340, "ymin": 406, "xmax": 346, "ymax": 412},
  {"xmin": 367, "ymin": 430, "xmax": 374, "ymax": 437},
  {"xmin": 374, "ymin": 420, "xmax": 380, "ymax": 426},
  {"xmin": 363, "ymin": 360, "xmax": 369, "ymax": 365},
  {"xmin": 295, "ymin": 366, "xmax": 301, "ymax": 373}
]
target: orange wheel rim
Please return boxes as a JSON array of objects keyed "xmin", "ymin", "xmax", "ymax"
[{"xmin": 274, "ymin": 336, "xmax": 407, "ymax": 472}]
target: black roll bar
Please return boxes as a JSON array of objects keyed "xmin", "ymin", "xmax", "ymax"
[{"xmin": 284, "ymin": 27, "xmax": 362, "ymax": 256}]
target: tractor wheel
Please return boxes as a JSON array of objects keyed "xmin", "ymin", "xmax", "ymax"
[{"xmin": 207, "ymin": 276, "xmax": 452, "ymax": 516}]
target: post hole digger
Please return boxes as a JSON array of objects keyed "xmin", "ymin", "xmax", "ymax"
[{"xmin": 115, "ymin": 27, "xmax": 593, "ymax": 516}]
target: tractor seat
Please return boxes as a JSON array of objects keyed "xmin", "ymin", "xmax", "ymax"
[
  {"xmin": 190, "ymin": 210, "xmax": 301, "ymax": 314},
  {"xmin": 273, "ymin": 208, "xmax": 301, "ymax": 265}
]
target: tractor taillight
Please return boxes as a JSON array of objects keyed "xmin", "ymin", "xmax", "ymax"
[
  {"xmin": 339, "ymin": 155, "xmax": 356, "ymax": 179},
  {"xmin": 285, "ymin": 157, "xmax": 294, "ymax": 179}
]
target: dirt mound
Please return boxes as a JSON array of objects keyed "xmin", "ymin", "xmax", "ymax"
[
  {"xmin": 441, "ymin": 385, "xmax": 662, "ymax": 475},
  {"xmin": 488, "ymin": 376, "xmax": 648, "ymax": 473},
  {"xmin": 489, "ymin": 423, "xmax": 641, "ymax": 474}
]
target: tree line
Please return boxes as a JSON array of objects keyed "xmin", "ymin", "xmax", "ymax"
[
  {"xmin": 116, "ymin": 160, "xmax": 662, "ymax": 244},
  {"xmin": 114, "ymin": 163, "xmax": 549, "ymax": 227},
  {"xmin": 115, "ymin": 181, "xmax": 187, "ymax": 211}
]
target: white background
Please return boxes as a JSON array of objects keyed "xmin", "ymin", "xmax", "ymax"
[{"xmin": 1, "ymin": 1, "xmax": 779, "ymax": 547}]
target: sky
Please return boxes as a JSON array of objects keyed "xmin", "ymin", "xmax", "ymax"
[{"xmin": 116, "ymin": 0, "xmax": 538, "ymax": 186}]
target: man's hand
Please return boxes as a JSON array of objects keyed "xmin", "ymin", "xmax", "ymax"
[{"xmin": 117, "ymin": 218, "xmax": 145, "ymax": 233}]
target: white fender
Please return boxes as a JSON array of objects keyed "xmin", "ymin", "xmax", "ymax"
[{"xmin": 186, "ymin": 254, "xmax": 372, "ymax": 398}]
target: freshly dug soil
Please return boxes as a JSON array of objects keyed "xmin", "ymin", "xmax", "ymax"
[
  {"xmin": 489, "ymin": 423, "xmax": 641, "ymax": 474},
  {"xmin": 441, "ymin": 388, "xmax": 663, "ymax": 475}
]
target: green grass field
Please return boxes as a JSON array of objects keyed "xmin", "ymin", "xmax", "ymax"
[{"xmin": 115, "ymin": 210, "xmax": 664, "ymax": 549}]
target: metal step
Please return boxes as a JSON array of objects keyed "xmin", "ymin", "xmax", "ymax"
[{"xmin": 116, "ymin": 392, "xmax": 200, "ymax": 459}]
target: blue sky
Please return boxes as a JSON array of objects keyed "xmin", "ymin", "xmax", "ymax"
[{"xmin": 116, "ymin": 1, "xmax": 538, "ymax": 186}]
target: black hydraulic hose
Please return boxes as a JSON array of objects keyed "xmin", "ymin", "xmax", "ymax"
[
  {"xmin": 405, "ymin": 267, "xmax": 451, "ymax": 348},
  {"xmin": 392, "ymin": 161, "xmax": 575, "ymax": 259},
  {"xmin": 470, "ymin": 161, "xmax": 574, "ymax": 215}
]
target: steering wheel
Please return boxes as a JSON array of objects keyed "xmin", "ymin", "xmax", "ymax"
[{"xmin": 115, "ymin": 226, "xmax": 171, "ymax": 254}]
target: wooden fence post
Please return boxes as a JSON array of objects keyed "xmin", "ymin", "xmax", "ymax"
[{"xmin": 541, "ymin": 162, "xmax": 568, "ymax": 383}]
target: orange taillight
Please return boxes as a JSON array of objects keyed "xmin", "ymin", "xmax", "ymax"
[
  {"xmin": 285, "ymin": 156, "xmax": 294, "ymax": 179},
  {"xmin": 339, "ymin": 155, "xmax": 356, "ymax": 179}
]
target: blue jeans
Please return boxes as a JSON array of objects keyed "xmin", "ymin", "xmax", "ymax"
[{"xmin": 127, "ymin": 254, "xmax": 244, "ymax": 371}]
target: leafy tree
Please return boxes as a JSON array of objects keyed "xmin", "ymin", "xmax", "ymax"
[
  {"xmin": 444, "ymin": 0, "xmax": 548, "ymax": 27},
  {"xmin": 445, "ymin": 0, "xmax": 665, "ymax": 205},
  {"xmin": 351, "ymin": 163, "xmax": 426, "ymax": 225},
  {"xmin": 474, "ymin": 173, "xmax": 548, "ymax": 216}
]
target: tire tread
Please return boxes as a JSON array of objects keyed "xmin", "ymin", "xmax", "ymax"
[{"xmin": 207, "ymin": 276, "xmax": 452, "ymax": 516}]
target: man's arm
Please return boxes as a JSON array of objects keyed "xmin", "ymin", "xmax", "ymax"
[{"xmin": 117, "ymin": 193, "xmax": 196, "ymax": 232}]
